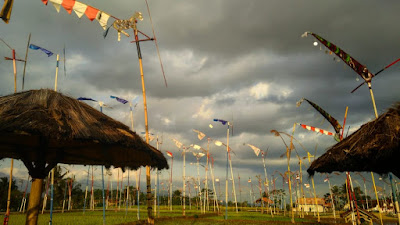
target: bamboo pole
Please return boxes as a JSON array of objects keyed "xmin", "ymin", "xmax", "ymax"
[
  {"xmin": 133, "ymin": 19, "xmax": 153, "ymax": 225},
  {"xmin": 22, "ymin": 33, "xmax": 31, "ymax": 90},
  {"xmin": 288, "ymin": 123, "xmax": 296, "ymax": 223},
  {"xmin": 299, "ymin": 160, "xmax": 306, "ymax": 218},
  {"xmin": 307, "ymin": 152, "xmax": 320, "ymax": 222},
  {"xmin": 326, "ymin": 177, "xmax": 336, "ymax": 220},
  {"xmin": 83, "ymin": 166, "xmax": 90, "ymax": 213},
  {"xmin": 228, "ymin": 149, "xmax": 238, "ymax": 213},
  {"xmin": 210, "ymin": 156, "xmax": 219, "ymax": 212},
  {"xmin": 366, "ymin": 82, "xmax": 384, "ymax": 225},
  {"xmin": 25, "ymin": 178, "xmax": 44, "ymax": 225},
  {"xmin": 54, "ymin": 54, "xmax": 59, "ymax": 92}
]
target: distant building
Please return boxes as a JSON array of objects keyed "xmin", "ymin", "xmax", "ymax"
[{"xmin": 295, "ymin": 198, "xmax": 330, "ymax": 213}]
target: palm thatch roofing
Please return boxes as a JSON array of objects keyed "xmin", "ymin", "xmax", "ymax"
[
  {"xmin": 308, "ymin": 103, "xmax": 400, "ymax": 178},
  {"xmin": 0, "ymin": 89, "xmax": 168, "ymax": 178}
]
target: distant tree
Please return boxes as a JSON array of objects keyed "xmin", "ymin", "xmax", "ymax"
[{"xmin": 0, "ymin": 177, "xmax": 23, "ymax": 212}]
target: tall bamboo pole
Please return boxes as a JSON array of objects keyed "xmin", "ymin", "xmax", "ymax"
[
  {"xmin": 298, "ymin": 160, "xmax": 305, "ymax": 218},
  {"xmin": 326, "ymin": 177, "xmax": 336, "ymax": 220},
  {"xmin": 228, "ymin": 149, "xmax": 238, "ymax": 213},
  {"xmin": 366, "ymin": 82, "xmax": 385, "ymax": 225},
  {"xmin": 133, "ymin": 17, "xmax": 153, "ymax": 225},
  {"xmin": 83, "ymin": 166, "xmax": 90, "ymax": 213},
  {"xmin": 183, "ymin": 147, "xmax": 186, "ymax": 216},
  {"xmin": 209, "ymin": 157, "xmax": 219, "ymax": 212},
  {"xmin": 307, "ymin": 152, "xmax": 320, "ymax": 222},
  {"xmin": 288, "ymin": 123, "xmax": 296, "ymax": 223}
]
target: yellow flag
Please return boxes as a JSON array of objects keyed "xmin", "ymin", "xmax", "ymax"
[{"xmin": 0, "ymin": 0, "xmax": 14, "ymax": 24}]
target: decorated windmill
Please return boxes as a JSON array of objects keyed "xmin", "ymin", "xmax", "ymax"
[{"xmin": 41, "ymin": 1, "xmax": 168, "ymax": 223}]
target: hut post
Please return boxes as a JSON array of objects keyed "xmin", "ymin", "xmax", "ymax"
[{"xmin": 25, "ymin": 178, "xmax": 44, "ymax": 225}]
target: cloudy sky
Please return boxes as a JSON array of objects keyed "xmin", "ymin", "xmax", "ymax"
[{"xmin": 1, "ymin": 0, "xmax": 400, "ymax": 202}]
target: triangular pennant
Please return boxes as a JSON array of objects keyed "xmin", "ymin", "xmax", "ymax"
[
  {"xmin": 72, "ymin": 1, "xmax": 86, "ymax": 18},
  {"xmin": 42, "ymin": 0, "xmax": 49, "ymax": 5},
  {"xmin": 85, "ymin": 5, "xmax": 99, "ymax": 21},
  {"xmin": 61, "ymin": 0, "xmax": 75, "ymax": 14},
  {"xmin": 96, "ymin": 11, "xmax": 110, "ymax": 30},
  {"xmin": 50, "ymin": 0, "xmax": 63, "ymax": 13}
]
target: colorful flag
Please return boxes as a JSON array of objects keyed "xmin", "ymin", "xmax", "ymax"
[
  {"xmin": 110, "ymin": 96, "xmax": 128, "ymax": 104},
  {"xmin": 29, "ymin": 44, "xmax": 53, "ymax": 57},
  {"xmin": 166, "ymin": 151, "xmax": 173, "ymax": 158},
  {"xmin": 296, "ymin": 175, "xmax": 300, "ymax": 180},
  {"xmin": 297, "ymin": 98, "xmax": 342, "ymax": 134},
  {"xmin": 84, "ymin": 5, "xmax": 98, "ymax": 21},
  {"xmin": 0, "ymin": 0, "xmax": 14, "ymax": 24},
  {"xmin": 304, "ymin": 32, "xmax": 374, "ymax": 83},
  {"xmin": 50, "ymin": 0, "xmax": 62, "ymax": 13},
  {"xmin": 248, "ymin": 178, "xmax": 251, "ymax": 183},
  {"xmin": 304, "ymin": 183, "xmax": 310, "ymax": 188},
  {"xmin": 324, "ymin": 178, "xmax": 329, "ymax": 182},
  {"xmin": 172, "ymin": 138, "xmax": 183, "ymax": 149},
  {"xmin": 192, "ymin": 129, "xmax": 206, "ymax": 140},
  {"xmin": 72, "ymin": 1, "xmax": 87, "ymax": 18},
  {"xmin": 299, "ymin": 123, "xmax": 334, "ymax": 136},
  {"xmin": 213, "ymin": 118, "xmax": 227, "ymax": 125},
  {"xmin": 61, "ymin": 0, "xmax": 75, "ymax": 14},
  {"xmin": 246, "ymin": 144, "xmax": 261, "ymax": 156}
]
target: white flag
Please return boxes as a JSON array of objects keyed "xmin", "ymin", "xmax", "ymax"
[
  {"xmin": 72, "ymin": 1, "xmax": 87, "ymax": 18},
  {"xmin": 247, "ymin": 144, "xmax": 261, "ymax": 156}
]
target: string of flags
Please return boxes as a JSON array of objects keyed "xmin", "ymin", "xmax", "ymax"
[
  {"xmin": 41, "ymin": 0, "xmax": 112, "ymax": 30},
  {"xmin": 192, "ymin": 129, "xmax": 206, "ymax": 140}
]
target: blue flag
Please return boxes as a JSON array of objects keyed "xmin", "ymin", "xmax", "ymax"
[
  {"xmin": 110, "ymin": 95, "xmax": 128, "ymax": 104},
  {"xmin": 213, "ymin": 119, "xmax": 228, "ymax": 125},
  {"xmin": 29, "ymin": 44, "xmax": 53, "ymax": 57},
  {"xmin": 77, "ymin": 97, "xmax": 97, "ymax": 102}
]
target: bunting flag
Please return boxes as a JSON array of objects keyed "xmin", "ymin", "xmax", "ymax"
[
  {"xmin": 298, "ymin": 123, "xmax": 334, "ymax": 136},
  {"xmin": 246, "ymin": 144, "xmax": 261, "ymax": 157},
  {"xmin": 304, "ymin": 183, "xmax": 310, "ymax": 188},
  {"xmin": 0, "ymin": 0, "xmax": 13, "ymax": 24},
  {"xmin": 215, "ymin": 178, "xmax": 219, "ymax": 182},
  {"xmin": 324, "ymin": 178, "xmax": 329, "ymax": 182},
  {"xmin": 77, "ymin": 97, "xmax": 97, "ymax": 102},
  {"xmin": 302, "ymin": 31, "xmax": 374, "ymax": 83},
  {"xmin": 29, "ymin": 44, "xmax": 54, "ymax": 57},
  {"xmin": 192, "ymin": 129, "xmax": 206, "ymax": 140},
  {"xmin": 213, "ymin": 118, "xmax": 228, "ymax": 125},
  {"xmin": 295, "ymin": 175, "xmax": 300, "ymax": 180},
  {"xmin": 172, "ymin": 138, "xmax": 183, "ymax": 149},
  {"xmin": 166, "ymin": 151, "xmax": 173, "ymax": 157},
  {"xmin": 193, "ymin": 152, "xmax": 205, "ymax": 158},
  {"xmin": 42, "ymin": 0, "xmax": 111, "ymax": 30},
  {"xmin": 297, "ymin": 98, "xmax": 342, "ymax": 134},
  {"xmin": 248, "ymin": 178, "xmax": 251, "ymax": 183},
  {"xmin": 110, "ymin": 95, "xmax": 128, "ymax": 104}
]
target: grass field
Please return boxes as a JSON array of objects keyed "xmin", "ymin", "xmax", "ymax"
[{"xmin": 6, "ymin": 206, "xmax": 399, "ymax": 225}]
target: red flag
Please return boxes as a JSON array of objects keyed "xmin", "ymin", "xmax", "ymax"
[
  {"xmin": 166, "ymin": 151, "xmax": 173, "ymax": 158},
  {"xmin": 42, "ymin": 0, "xmax": 48, "ymax": 5},
  {"xmin": 85, "ymin": 5, "xmax": 99, "ymax": 21},
  {"xmin": 62, "ymin": 0, "xmax": 75, "ymax": 14}
]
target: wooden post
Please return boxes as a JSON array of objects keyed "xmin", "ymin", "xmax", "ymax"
[
  {"xmin": 54, "ymin": 54, "xmax": 59, "ymax": 92},
  {"xmin": 25, "ymin": 178, "xmax": 44, "ymax": 225},
  {"xmin": 288, "ymin": 123, "xmax": 296, "ymax": 223}
]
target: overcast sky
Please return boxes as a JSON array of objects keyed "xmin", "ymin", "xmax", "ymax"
[{"xmin": 1, "ymin": 0, "xmax": 400, "ymax": 202}]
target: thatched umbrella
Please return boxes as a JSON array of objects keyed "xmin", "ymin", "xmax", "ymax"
[
  {"xmin": 0, "ymin": 89, "xmax": 168, "ymax": 225},
  {"xmin": 307, "ymin": 103, "xmax": 400, "ymax": 178}
]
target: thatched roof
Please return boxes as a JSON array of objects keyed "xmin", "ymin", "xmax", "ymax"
[
  {"xmin": 0, "ymin": 89, "xmax": 168, "ymax": 178},
  {"xmin": 308, "ymin": 103, "xmax": 400, "ymax": 178}
]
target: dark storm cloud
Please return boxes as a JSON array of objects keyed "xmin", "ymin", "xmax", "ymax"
[{"xmin": 1, "ymin": 0, "xmax": 400, "ymax": 199}]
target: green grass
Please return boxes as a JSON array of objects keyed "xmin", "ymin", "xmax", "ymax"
[{"xmin": 8, "ymin": 206, "xmax": 396, "ymax": 225}]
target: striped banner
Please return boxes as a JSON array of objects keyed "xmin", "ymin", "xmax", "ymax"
[{"xmin": 298, "ymin": 123, "xmax": 333, "ymax": 136}]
